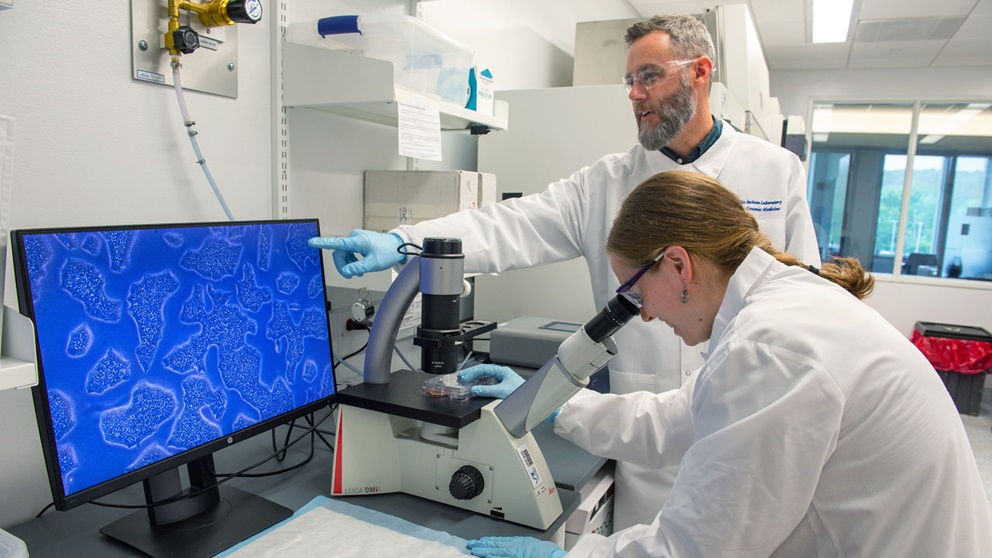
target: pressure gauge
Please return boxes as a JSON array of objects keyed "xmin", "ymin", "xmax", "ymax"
[{"xmin": 228, "ymin": 0, "xmax": 262, "ymax": 24}]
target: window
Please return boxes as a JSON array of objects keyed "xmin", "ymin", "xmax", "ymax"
[{"xmin": 808, "ymin": 102, "xmax": 992, "ymax": 282}]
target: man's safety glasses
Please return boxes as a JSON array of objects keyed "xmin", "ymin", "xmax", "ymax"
[
  {"xmin": 622, "ymin": 60, "xmax": 695, "ymax": 93},
  {"xmin": 616, "ymin": 248, "xmax": 668, "ymax": 308}
]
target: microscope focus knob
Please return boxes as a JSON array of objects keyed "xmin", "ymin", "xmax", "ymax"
[{"xmin": 449, "ymin": 466, "xmax": 485, "ymax": 500}]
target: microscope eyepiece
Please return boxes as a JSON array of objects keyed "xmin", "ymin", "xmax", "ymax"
[{"xmin": 582, "ymin": 295, "xmax": 639, "ymax": 344}]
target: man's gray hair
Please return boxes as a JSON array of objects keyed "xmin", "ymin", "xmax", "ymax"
[{"xmin": 625, "ymin": 14, "xmax": 715, "ymax": 62}]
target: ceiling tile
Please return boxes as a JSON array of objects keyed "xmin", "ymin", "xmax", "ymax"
[
  {"xmin": 953, "ymin": 13, "xmax": 992, "ymax": 39},
  {"xmin": 859, "ymin": 0, "xmax": 977, "ymax": 19},
  {"xmin": 757, "ymin": 24, "xmax": 806, "ymax": 47},
  {"xmin": 849, "ymin": 39, "xmax": 945, "ymax": 68},
  {"xmin": 855, "ymin": 17, "xmax": 965, "ymax": 42},
  {"xmin": 851, "ymin": 39, "xmax": 946, "ymax": 57},
  {"xmin": 932, "ymin": 37, "xmax": 992, "ymax": 65},
  {"xmin": 627, "ymin": 0, "xmax": 737, "ymax": 18},
  {"xmin": 970, "ymin": 0, "xmax": 992, "ymax": 15},
  {"xmin": 747, "ymin": 0, "xmax": 806, "ymax": 23},
  {"xmin": 765, "ymin": 44, "xmax": 851, "ymax": 71},
  {"xmin": 848, "ymin": 55, "xmax": 938, "ymax": 68}
]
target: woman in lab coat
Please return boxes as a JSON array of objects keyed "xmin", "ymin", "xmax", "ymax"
[{"xmin": 467, "ymin": 170, "xmax": 992, "ymax": 557}]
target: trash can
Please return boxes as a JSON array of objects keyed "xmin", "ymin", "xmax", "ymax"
[{"xmin": 911, "ymin": 322, "xmax": 992, "ymax": 416}]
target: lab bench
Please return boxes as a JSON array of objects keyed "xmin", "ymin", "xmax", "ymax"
[{"xmin": 8, "ymin": 416, "xmax": 604, "ymax": 557}]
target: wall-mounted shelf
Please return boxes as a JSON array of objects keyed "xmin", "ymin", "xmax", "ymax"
[
  {"xmin": 0, "ymin": 305, "xmax": 36, "ymax": 391},
  {"xmin": 0, "ymin": 358, "xmax": 34, "ymax": 391},
  {"xmin": 282, "ymin": 42, "xmax": 509, "ymax": 132}
]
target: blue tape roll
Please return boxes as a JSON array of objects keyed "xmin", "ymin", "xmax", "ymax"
[{"xmin": 317, "ymin": 15, "xmax": 361, "ymax": 38}]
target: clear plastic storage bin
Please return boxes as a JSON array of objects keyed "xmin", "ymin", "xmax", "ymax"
[
  {"xmin": 286, "ymin": 14, "xmax": 475, "ymax": 106},
  {"xmin": 0, "ymin": 529, "xmax": 27, "ymax": 558}
]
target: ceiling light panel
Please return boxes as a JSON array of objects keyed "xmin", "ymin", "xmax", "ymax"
[{"xmin": 812, "ymin": 0, "xmax": 855, "ymax": 43}]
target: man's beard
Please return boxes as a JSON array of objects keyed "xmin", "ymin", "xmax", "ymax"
[{"xmin": 636, "ymin": 75, "xmax": 696, "ymax": 151}]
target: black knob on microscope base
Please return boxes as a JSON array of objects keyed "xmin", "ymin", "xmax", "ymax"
[{"xmin": 449, "ymin": 465, "xmax": 485, "ymax": 500}]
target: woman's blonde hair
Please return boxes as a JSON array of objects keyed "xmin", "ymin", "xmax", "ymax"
[{"xmin": 606, "ymin": 170, "xmax": 874, "ymax": 300}]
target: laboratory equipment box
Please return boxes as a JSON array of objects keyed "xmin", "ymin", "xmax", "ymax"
[
  {"xmin": 364, "ymin": 170, "xmax": 494, "ymax": 233},
  {"xmin": 490, "ymin": 316, "xmax": 581, "ymax": 369},
  {"xmin": 479, "ymin": 171, "xmax": 497, "ymax": 207},
  {"xmin": 564, "ymin": 463, "xmax": 615, "ymax": 550},
  {"xmin": 911, "ymin": 321, "xmax": 992, "ymax": 416}
]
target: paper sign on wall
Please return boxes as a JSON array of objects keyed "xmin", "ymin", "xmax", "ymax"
[{"xmin": 395, "ymin": 89, "xmax": 442, "ymax": 162}]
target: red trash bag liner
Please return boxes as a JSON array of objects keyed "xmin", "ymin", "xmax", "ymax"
[{"xmin": 911, "ymin": 328, "xmax": 992, "ymax": 374}]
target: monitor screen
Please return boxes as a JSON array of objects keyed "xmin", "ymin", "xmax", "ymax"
[{"xmin": 12, "ymin": 219, "xmax": 336, "ymax": 555}]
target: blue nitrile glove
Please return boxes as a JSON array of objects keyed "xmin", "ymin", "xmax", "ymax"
[
  {"xmin": 308, "ymin": 229, "xmax": 406, "ymax": 278},
  {"xmin": 458, "ymin": 364, "xmax": 524, "ymax": 398},
  {"xmin": 466, "ymin": 536, "xmax": 566, "ymax": 558}
]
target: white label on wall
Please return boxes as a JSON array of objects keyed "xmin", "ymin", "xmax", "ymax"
[{"xmin": 396, "ymin": 88, "xmax": 442, "ymax": 162}]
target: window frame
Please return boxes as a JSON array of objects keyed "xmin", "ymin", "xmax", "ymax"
[{"xmin": 805, "ymin": 99, "xmax": 992, "ymax": 291}]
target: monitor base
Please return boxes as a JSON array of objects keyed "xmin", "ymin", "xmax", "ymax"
[{"xmin": 100, "ymin": 485, "xmax": 291, "ymax": 558}]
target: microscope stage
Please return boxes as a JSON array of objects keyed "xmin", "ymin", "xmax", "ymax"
[{"xmin": 337, "ymin": 369, "xmax": 494, "ymax": 428}]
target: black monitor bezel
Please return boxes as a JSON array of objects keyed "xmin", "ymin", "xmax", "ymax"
[{"xmin": 11, "ymin": 218, "xmax": 338, "ymax": 511}]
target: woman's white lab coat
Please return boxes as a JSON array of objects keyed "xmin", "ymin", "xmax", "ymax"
[
  {"xmin": 557, "ymin": 248, "xmax": 992, "ymax": 557},
  {"xmin": 397, "ymin": 123, "xmax": 822, "ymax": 528}
]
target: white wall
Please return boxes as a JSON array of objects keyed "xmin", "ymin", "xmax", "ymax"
[
  {"xmin": 0, "ymin": 2, "xmax": 274, "ymax": 529},
  {"xmin": 867, "ymin": 278, "xmax": 992, "ymax": 337},
  {"xmin": 771, "ymin": 67, "xmax": 992, "ymax": 336},
  {"xmin": 0, "ymin": 7, "xmax": 275, "ymax": 231}
]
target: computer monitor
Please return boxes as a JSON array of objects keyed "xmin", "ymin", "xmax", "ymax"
[{"xmin": 11, "ymin": 219, "xmax": 337, "ymax": 557}]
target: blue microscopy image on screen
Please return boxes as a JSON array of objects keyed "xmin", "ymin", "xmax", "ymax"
[{"xmin": 21, "ymin": 222, "xmax": 335, "ymax": 496}]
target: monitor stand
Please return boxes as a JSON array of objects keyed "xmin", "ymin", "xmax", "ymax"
[{"xmin": 100, "ymin": 455, "xmax": 292, "ymax": 558}]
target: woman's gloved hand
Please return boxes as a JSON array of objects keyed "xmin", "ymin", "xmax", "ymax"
[
  {"xmin": 308, "ymin": 229, "xmax": 406, "ymax": 278},
  {"xmin": 466, "ymin": 536, "xmax": 566, "ymax": 558},
  {"xmin": 457, "ymin": 364, "xmax": 524, "ymax": 398}
]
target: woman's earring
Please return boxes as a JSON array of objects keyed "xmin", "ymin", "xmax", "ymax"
[{"xmin": 681, "ymin": 285, "xmax": 689, "ymax": 304}]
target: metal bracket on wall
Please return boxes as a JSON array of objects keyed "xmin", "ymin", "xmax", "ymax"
[
  {"xmin": 130, "ymin": 0, "xmax": 240, "ymax": 98},
  {"xmin": 274, "ymin": 0, "xmax": 289, "ymax": 219}
]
